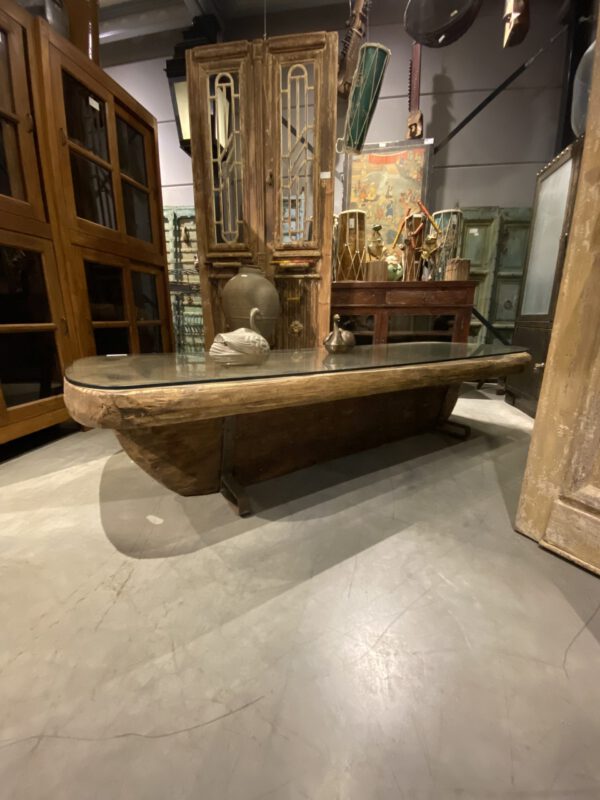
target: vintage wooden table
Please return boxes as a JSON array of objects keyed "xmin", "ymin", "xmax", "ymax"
[
  {"xmin": 331, "ymin": 280, "xmax": 477, "ymax": 344},
  {"xmin": 64, "ymin": 342, "xmax": 530, "ymax": 514}
]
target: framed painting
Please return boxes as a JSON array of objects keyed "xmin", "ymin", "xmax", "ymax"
[{"xmin": 344, "ymin": 139, "xmax": 433, "ymax": 247}]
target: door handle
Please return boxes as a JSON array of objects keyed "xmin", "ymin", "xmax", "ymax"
[{"xmin": 533, "ymin": 362, "xmax": 545, "ymax": 372}]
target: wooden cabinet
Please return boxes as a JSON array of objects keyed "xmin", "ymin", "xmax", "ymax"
[
  {"xmin": 42, "ymin": 38, "xmax": 164, "ymax": 264},
  {"xmin": 31, "ymin": 17, "xmax": 173, "ymax": 359},
  {"xmin": 187, "ymin": 32, "xmax": 337, "ymax": 349},
  {"xmin": 0, "ymin": 0, "xmax": 171, "ymax": 444},
  {"xmin": 331, "ymin": 281, "xmax": 476, "ymax": 345}
]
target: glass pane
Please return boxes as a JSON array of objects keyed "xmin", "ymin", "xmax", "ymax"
[
  {"xmin": 62, "ymin": 71, "xmax": 108, "ymax": 160},
  {"xmin": 0, "ymin": 29, "xmax": 14, "ymax": 112},
  {"xmin": 208, "ymin": 71, "xmax": 244, "ymax": 244},
  {"xmin": 66, "ymin": 342, "xmax": 528, "ymax": 390},
  {"xmin": 93, "ymin": 327, "xmax": 129, "ymax": 356},
  {"xmin": 0, "ymin": 246, "xmax": 51, "ymax": 323},
  {"xmin": 0, "ymin": 332, "xmax": 61, "ymax": 407},
  {"xmin": 132, "ymin": 271, "xmax": 159, "ymax": 320},
  {"xmin": 280, "ymin": 62, "xmax": 315, "ymax": 244},
  {"xmin": 70, "ymin": 151, "xmax": 116, "ymax": 229},
  {"xmin": 122, "ymin": 182, "xmax": 152, "ymax": 242},
  {"xmin": 462, "ymin": 223, "xmax": 491, "ymax": 268},
  {"xmin": 116, "ymin": 117, "xmax": 147, "ymax": 185},
  {"xmin": 138, "ymin": 325, "xmax": 162, "ymax": 353},
  {"xmin": 85, "ymin": 262, "xmax": 124, "ymax": 320},
  {"xmin": 0, "ymin": 120, "xmax": 25, "ymax": 200},
  {"xmin": 521, "ymin": 158, "xmax": 573, "ymax": 316}
]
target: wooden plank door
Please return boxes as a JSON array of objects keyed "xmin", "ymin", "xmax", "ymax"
[{"xmin": 515, "ymin": 18, "xmax": 600, "ymax": 573}]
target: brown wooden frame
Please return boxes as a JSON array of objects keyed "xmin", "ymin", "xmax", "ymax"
[
  {"xmin": 33, "ymin": 19, "xmax": 167, "ymax": 267},
  {"xmin": 71, "ymin": 245, "xmax": 172, "ymax": 356},
  {"xmin": 0, "ymin": 228, "xmax": 74, "ymax": 443},
  {"xmin": 0, "ymin": 3, "xmax": 47, "ymax": 234},
  {"xmin": 0, "ymin": 9, "xmax": 172, "ymax": 443},
  {"xmin": 514, "ymin": 139, "xmax": 583, "ymax": 328},
  {"xmin": 188, "ymin": 32, "xmax": 337, "ymax": 350},
  {"xmin": 331, "ymin": 281, "xmax": 477, "ymax": 344}
]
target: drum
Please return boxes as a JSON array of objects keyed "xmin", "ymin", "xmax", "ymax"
[
  {"xmin": 336, "ymin": 209, "xmax": 368, "ymax": 281},
  {"xmin": 404, "ymin": 0, "xmax": 483, "ymax": 48},
  {"xmin": 342, "ymin": 43, "xmax": 391, "ymax": 154}
]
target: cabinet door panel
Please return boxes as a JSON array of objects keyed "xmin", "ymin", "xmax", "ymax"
[
  {"xmin": 0, "ymin": 232, "xmax": 73, "ymax": 434},
  {"xmin": 188, "ymin": 43, "xmax": 256, "ymax": 259},
  {"xmin": 266, "ymin": 33, "xmax": 337, "ymax": 258},
  {"xmin": 0, "ymin": 8, "xmax": 46, "ymax": 227}
]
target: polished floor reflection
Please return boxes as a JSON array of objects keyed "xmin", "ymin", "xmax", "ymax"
[{"xmin": 1, "ymin": 389, "xmax": 599, "ymax": 800}]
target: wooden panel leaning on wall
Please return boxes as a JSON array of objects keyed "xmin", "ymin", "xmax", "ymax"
[{"xmin": 515, "ymin": 13, "xmax": 600, "ymax": 575}]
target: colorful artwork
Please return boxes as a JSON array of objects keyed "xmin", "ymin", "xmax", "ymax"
[{"xmin": 348, "ymin": 144, "xmax": 430, "ymax": 246}]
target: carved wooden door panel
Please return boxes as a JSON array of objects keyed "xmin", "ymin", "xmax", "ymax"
[
  {"xmin": 188, "ymin": 33, "xmax": 337, "ymax": 349},
  {"xmin": 188, "ymin": 42, "xmax": 260, "ymax": 343},
  {"xmin": 265, "ymin": 33, "xmax": 337, "ymax": 349}
]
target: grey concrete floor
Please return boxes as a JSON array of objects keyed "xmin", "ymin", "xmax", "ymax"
[{"xmin": 1, "ymin": 388, "xmax": 600, "ymax": 800}]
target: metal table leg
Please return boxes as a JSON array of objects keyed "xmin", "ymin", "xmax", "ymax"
[
  {"xmin": 220, "ymin": 416, "xmax": 252, "ymax": 516},
  {"xmin": 437, "ymin": 418, "xmax": 472, "ymax": 440}
]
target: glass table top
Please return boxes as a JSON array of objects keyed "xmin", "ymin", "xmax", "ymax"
[{"xmin": 65, "ymin": 342, "xmax": 528, "ymax": 390}]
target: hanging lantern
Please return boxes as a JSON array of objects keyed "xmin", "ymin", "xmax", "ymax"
[{"xmin": 342, "ymin": 43, "xmax": 391, "ymax": 154}]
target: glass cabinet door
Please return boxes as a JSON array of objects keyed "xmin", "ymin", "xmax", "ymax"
[
  {"xmin": 0, "ymin": 233, "xmax": 72, "ymax": 431},
  {"xmin": 56, "ymin": 62, "xmax": 120, "ymax": 232},
  {"xmin": 81, "ymin": 253, "xmax": 169, "ymax": 356},
  {"xmin": 47, "ymin": 41, "xmax": 164, "ymax": 260},
  {"xmin": 116, "ymin": 108, "xmax": 155, "ymax": 243},
  {"xmin": 0, "ymin": 7, "xmax": 46, "ymax": 227}
]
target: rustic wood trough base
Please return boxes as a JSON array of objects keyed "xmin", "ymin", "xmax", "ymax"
[{"xmin": 65, "ymin": 351, "xmax": 530, "ymax": 512}]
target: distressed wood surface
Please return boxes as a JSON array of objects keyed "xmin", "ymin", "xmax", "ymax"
[
  {"xmin": 232, "ymin": 385, "xmax": 450, "ymax": 486},
  {"xmin": 118, "ymin": 419, "xmax": 223, "ymax": 496},
  {"xmin": 64, "ymin": 351, "xmax": 530, "ymax": 430},
  {"xmin": 515, "ymin": 13, "xmax": 600, "ymax": 574},
  {"xmin": 112, "ymin": 384, "xmax": 455, "ymax": 496}
]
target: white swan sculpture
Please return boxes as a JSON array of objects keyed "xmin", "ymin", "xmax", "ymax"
[{"xmin": 209, "ymin": 307, "xmax": 271, "ymax": 367}]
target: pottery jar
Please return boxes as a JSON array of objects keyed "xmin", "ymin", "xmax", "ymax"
[{"xmin": 221, "ymin": 266, "xmax": 280, "ymax": 342}]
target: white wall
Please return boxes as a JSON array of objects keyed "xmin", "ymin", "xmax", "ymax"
[
  {"xmin": 105, "ymin": 58, "xmax": 195, "ymax": 208},
  {"xmin": 105, "ymin": 0, "xmax": 566, "ymax": 212}
]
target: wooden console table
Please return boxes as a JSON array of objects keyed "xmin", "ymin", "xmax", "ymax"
[
  {"xmin": 65, "ymin": 342, "xmax": 529, "ymax": 514},
  {"xmin": 331, "ymin": 281, "xmax": 477, "ymax": 344}
]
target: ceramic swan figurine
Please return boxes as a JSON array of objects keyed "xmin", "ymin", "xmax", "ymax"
[{"xmin": 209, "ymin": 307, "xmax": 271, "ymax": 366}]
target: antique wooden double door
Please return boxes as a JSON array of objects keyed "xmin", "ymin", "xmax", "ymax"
[{"xmin": 187, "ymin": 32, "xmax": 338, "ymax": 349}]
